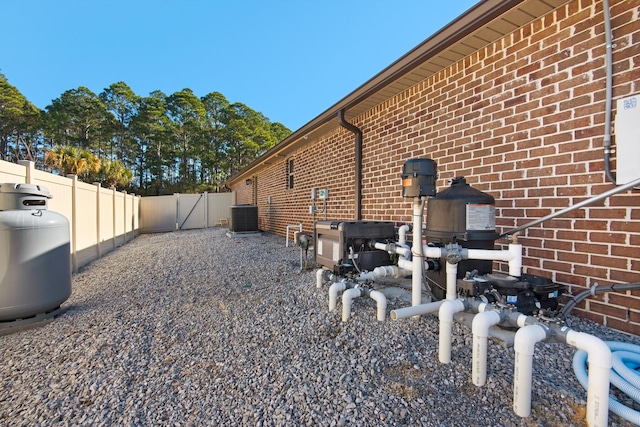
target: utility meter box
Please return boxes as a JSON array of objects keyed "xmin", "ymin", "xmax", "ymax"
[{"xmin": 315, "ymin": 220, "xmax": 395, "ymax": 273}]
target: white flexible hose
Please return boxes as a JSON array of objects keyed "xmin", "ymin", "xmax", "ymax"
[{"xmin": 573, "ymin": 341, "xmax": 640, "ymax": 425}]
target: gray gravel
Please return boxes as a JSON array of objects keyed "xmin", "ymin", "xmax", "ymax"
[{"xmin": 1, "ymin": 227, "xmax": 639, "ymax": 426}]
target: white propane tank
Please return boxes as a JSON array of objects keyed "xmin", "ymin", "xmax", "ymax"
[{"xmin": 0, "ymin": 183, "xmax": 71, "ymax": 321}]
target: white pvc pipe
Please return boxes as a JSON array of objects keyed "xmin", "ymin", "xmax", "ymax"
[
  {"xmin": 372, "ymin": 265, "xmax": 412, "ymax": 279},
  {"xmin": 513, "ymin": 325, "xmax": 549, "ymax": 417},
  {"xmin": 329, "ymin": 281, "xmax": 347, "ymax": 311},
  {"xmin": 446, "ymin": 261, "xmax": 458, "ymax": 301},
  {"xmin": 369, "ymin": 290, "xmax": 387, "ymax": 321},
  {"xmin": 472, "ymin": 310, "xmax": 502, "ymax": 386},
  {"xmin": 398, "ymin": 224, "xmax": 410, "ymax": 247},
  {"xmin": 412, "ymin": 199, "xmax": 424, "ymax": 308},
  {"xmin": 507, "ymin": 244, "xmax": 522, "ymax": 277},
  {"xmin": 438, "ymin": 299, "xmax": 466, "ymax": 364},
  {"xmin": 390, "ymin": 300, "xmax": 444, "ymax": 320},
  {"xmin": 466, "ymin": 243, "xmax": 522, "ymax": 277},
  {"xmin": 398, "ymin": 258, "xmax": 413, "ymax": 271},
  {"xmin": 378, "ymin": 265, "xmax": 411, "ymax": 278},
  {"xmin": 285, "ymin": 224, "xmax": 302, "ymax": 247},
  {"xmin": 565, "ymin": 329, "xmax": 612, "ymax": 427},
  {"xmin": 357, "ymin": 265, "xmax": 411, "ymax": 282},
  {"xmin": 397, "ymin": 247, "xmax": 442, "ymax": 273},
  {"xmin": 421, "ymin": 246, "xmax": 443, "ymax": 259},
  {"xmin": 373, "ymin": 242, "xmax": 411, "ymax": 260},
  {"xmin": 342, "ymin": 287, "xmax": 362, "ymax": 322},
  {"xmin": 316, "ymin": 268, "xmax": 328, "ymax": 288}
]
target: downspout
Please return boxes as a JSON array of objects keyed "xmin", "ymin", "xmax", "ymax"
[{"xmin": 338, "ymin": 109, "xmax": 362, "ymax": 220}]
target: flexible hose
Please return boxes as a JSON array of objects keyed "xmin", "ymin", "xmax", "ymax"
[
  {"xmin": 573, "ymin": 341, "xmax": 640, "ymax": 425},
  {"xmin": 559, "ymin": 282, "xmax": 640, "ymax": 319}
]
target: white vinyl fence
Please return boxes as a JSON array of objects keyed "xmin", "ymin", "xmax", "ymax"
[
  {"xmin": 0, "ymin": 160, "xmax": 140, "ymax": 272},
  {"xmin": 1, "ymin": 159, "xmax": 236, "ymax": 270},
  {"xmin": 140, "ymin": 192, "xmax": 236, "ymax": 233}
]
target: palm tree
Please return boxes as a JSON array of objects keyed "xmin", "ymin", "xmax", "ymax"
[
  {"xmin": 97, "ymin": 159, "xmax": 133, "ymax": 188},
  {"xmin": 44, "ymin": 145, "xmax": 101, "ymax": 178}
]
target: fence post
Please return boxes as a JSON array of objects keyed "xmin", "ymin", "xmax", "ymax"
[
  {"xmin": 122, "ymin": 190, "xmax": 128, "ymax": 244},
  {"xmin": 174, "ymin": 193, "xmax": 180, "ymax": 230},
  {"xmin": 204, "ymin": 192, "xmax": 209, "ymax": 228},
  {"xmin": 112, "ymin": 187, "xmax": 117, "ymax": 251},
  {"xmin": 94, "ymin": 183, "xmax": 102, "ymax": 259},
  {"xmin": 17, "ymin": 160, "xmax": 34, "ymax": 184},
  {"xmin": 66, "ymin": 174, "xmax": 78, "ymax": 274}
]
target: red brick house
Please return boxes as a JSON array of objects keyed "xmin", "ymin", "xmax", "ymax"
[{"xmin": 227, "ymin": 0, "xmax": 640, "ymax": 335}]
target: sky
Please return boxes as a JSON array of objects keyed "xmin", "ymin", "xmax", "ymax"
[{"xmin": 1, "ymin": 0, "xmax": 478, "ymax": 132}]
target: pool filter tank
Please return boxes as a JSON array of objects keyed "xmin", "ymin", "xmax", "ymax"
[
  {"xmin": 0, "ymin": 183, "xmax": 71, "ymax": 321},
  {"xmin": 424, "ymin": 176, "xmax": 500, "ymax": 300}
]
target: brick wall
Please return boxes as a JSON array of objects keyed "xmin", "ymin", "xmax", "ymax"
[{"xmin": 232, "ymin": 0, "xmax": 640, "ymax": 335}]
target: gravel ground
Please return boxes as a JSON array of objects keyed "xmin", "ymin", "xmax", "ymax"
[{"xmin": 1, "ymin": 227, "xmax": 639, "ymax": 426}]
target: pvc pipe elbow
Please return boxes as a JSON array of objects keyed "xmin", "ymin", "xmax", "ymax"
[
  {"xmin": 329, "ymin": 281, "xmax": 347, "ymax": 311},
  {"xmin": 566, "ymin": 330, "xmax": 612, "ymax": 427},
  {"xmin": 514, "ymin": 324, "xmax": 549, "ymax": 356},
  {"xmin": 472, "ymin": 310, "xmax": 502, "ymax": 338},
  {"xmin": 565, "ymin": 330, "xmax": 612, "ymax": 370},
  {"xmin": 439, "ymin": 298, "xmax": 466, "ymax": 322},
  {"xmin": 513, "ymin": 325, "xmax": 549, "ymax": 418},
  {"xmin": 316, "ymin": 269, "xmax": 328, "ymax": 288},
  {"xmin": 369, "ymin": 290, "xmax": 387, "ymax": 321},
  {"xmin": 508, "ymin": 243, "xmax": 522, "ymax": 277},
  {"xmin": 472, "ymin": 310, "xmax": 501, "ymax": 387},
  {"xmin": 439, "ymin": 299, "xmax": 466, "ymax": 364},
  {"xmin": 342, "ymin": 288, "xmax": 362, "ymax": 322},
  {"xmin": 398, "ymin": 224, "xmax": 410, "ymax": 247},
  {"xmin": 396, "ymin": 246, "xmax": 411, "ymax": 259}
]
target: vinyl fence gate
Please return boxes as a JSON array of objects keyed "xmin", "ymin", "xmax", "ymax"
[{"xmin": 139, "ymin": 192, "xmax": 236, "ymax": 233}]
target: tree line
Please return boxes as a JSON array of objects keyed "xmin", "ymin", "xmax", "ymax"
[{"xmin": 0, "ymin": 73, "xmax": 291, "ymax": 194}]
